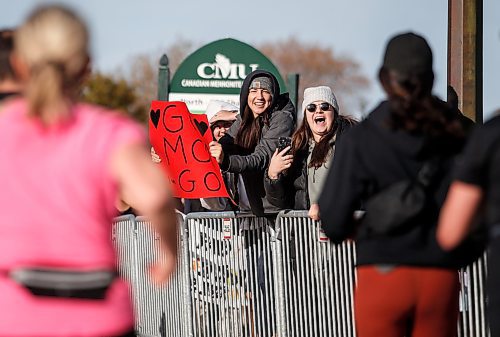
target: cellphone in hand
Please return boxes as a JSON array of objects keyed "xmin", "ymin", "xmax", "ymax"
[{"xmin": 277, "ymin": 137, "xmax": 292, "ymax": 154}]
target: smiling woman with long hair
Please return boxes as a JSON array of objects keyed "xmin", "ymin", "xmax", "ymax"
[{"xmin": 210, "ymin": 69, "xmax": 296, "ymax": 216}]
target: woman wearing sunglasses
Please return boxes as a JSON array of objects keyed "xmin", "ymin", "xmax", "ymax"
[{"xmin": 264, "ymin": 86, "xmax": 356, "ymax": 219}]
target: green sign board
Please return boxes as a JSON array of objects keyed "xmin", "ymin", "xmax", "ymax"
[{"xmin": 169, "ymin": 38, "xmax": 286, "ymax": 114}]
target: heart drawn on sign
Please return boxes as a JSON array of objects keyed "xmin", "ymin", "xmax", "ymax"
[
  {"xmin": 150, "ymin": 109, "xmax": 160, "ymax": 128},
  {"xmin": 194, "ymin": 119, "xmax": 209, "ymax": 137}
]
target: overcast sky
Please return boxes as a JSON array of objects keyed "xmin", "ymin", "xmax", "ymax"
[{"xmin": 3, "ymin": 0, "xmax": 499, "ymax": 119}]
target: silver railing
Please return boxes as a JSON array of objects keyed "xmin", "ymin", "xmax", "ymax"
[
  {"xmin": 183, "ymin": 212, "xmax": 276, "ymax": 337},
  {"xmin": 457, "ymin": 253, "xmax": 490, "ymax": 337},
  {"xmin": 112, "ymin": 211, "xmax": 490, "ymax": 337},
  {"xmin": 275, "ymin": 210, "xmax": 357, "ymax": 337},
  {"xmin": 113, "ymin": 212, "xmax": 190, "ymax": 337}
]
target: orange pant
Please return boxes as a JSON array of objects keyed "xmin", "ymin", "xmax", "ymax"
[{"xmin": 355, "ymin": 266, "xmax": 459, "ymax": 337}]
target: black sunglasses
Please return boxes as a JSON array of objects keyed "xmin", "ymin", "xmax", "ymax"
[{"xmin": 306, "ymin": 102, "xmax": 332, "ymax": 113}]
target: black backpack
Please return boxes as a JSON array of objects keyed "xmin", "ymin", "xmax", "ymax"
[
  {"xmin": 361, "ymin": 158, "xmax": 441, "ymax": 236},
  {"xmin": 359, "ymin": 120, "xmax": 487, "ymax": 268}
]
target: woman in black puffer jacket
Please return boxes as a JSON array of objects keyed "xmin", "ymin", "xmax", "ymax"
[{"xmin": 264, "ymin": 85, "xmax": 356, "ymax": 219}]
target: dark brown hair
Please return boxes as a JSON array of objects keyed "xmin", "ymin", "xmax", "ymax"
[
  {"xmin": 379, "ymin": 67, "xmax": 465, "ymax": 141},
  {"xmin": 0, "ymin": 29, "xmax": 15, "ymax": 81},
  {"xmin": 235, "ymin": 105, "xmax": 270, "ymax": 151},
  {"xmin": 292, "ymin": 111, "xmax": 356, "ymax": 168}
]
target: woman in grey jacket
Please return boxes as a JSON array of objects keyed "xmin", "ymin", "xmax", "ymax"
[
  {"xmin": 209, "ymin": 70, "xmax": 296, "ymax": 336},
  {"xmin": 264, "ymin": 86, "xmax": 356, "ymax": 219},
  {"xmin": 211, "ymin": 69, "xmax": 296, "ymax": 216}
]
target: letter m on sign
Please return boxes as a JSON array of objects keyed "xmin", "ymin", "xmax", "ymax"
[{"xmin": 163, "ymin": 135, "xmax": 187, "ymax": 165}]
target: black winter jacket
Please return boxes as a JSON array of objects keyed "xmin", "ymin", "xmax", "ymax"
[
  {"xmin": 318, "ymin": 100, "xmax": 472, "ymax": 269},
  {"xmin": 264, "ymin": 117, "xmax": 354, "ymax": 210},
  {"xmin": 220, "ymin": 70, "xmax": 296, "ymax": 216}
]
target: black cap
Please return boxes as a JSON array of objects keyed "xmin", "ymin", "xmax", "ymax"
[{"xmin": 382, "ymin": 32, "xmax": 433, "ymax": 77}]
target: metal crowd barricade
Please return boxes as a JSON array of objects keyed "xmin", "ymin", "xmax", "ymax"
[
  {"xmin": 274, "ymin": 210, "xmax": 490, "ymax": 337},
  {"xmin": 457, "ymin": 253, "xmax": 490, "ymax": 337},
  {"xmin": 112, "ymin": 210, "xmax": 490, "ymax": 337},
  {"xmin": 183, "ymin": 212, "xmax": 277, "ymax": 337},
  {"xmin": 274, "ymin": 210, "xmax": 357, "ymax": 337},
  {"xmin": 113, "ymin": 212, "xmax": 189, "ymax": 337}
]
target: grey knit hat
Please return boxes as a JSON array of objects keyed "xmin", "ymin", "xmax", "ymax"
[
  {"xmin": 302, "ymin": 86, "xmax": 339, "ymax": 113},
  {"xmin": 249, "ymin": 76, "xmax": 273, "ymax": 93}
]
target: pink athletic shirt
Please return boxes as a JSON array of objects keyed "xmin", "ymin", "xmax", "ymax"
[{"xmin": 0, "ymin": 99, "xmax": 145, "ymax": 336}]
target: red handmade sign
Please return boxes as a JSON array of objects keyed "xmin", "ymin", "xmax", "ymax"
[{"xmin": 149, "ymin": 101, "xmax": 229, "ymax": 199}]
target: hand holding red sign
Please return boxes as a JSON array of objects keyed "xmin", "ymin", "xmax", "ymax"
[{"xmin": 149, "ymin": 101, "xmax": 229, "ymax": 199}]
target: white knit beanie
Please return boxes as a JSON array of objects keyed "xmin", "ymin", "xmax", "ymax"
[
  {"xmin": 301, "ymin": 86, "xmax": 339, "ymax": 113},
  {"xmin": 205, "ymin": 100, "xmax": 239, "ymax": 123}
]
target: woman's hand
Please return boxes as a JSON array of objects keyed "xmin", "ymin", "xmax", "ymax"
[
  {"xmin": 209, "ymin": 141, "xmax": 224, "ymax": 164},
  {"xmin": 150, "ymin": 250, "xmax": 177, "ymax": 285},
  {"xmin": 268, "ymin": 146, "xmax": 293, "ymax": 179},
  {"xmin": 308, "ymin": 203, "xmax": 321, "ymax": 221},
  {"xmin": 151, "ymin": 147, "xmax": 161, "ymax": 163}
]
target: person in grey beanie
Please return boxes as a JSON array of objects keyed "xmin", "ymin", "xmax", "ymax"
[
  {"xmin": 264, "ymin": 85, "xmax": 356, "ymax": 219},
  {"xmin": 209, "ymin": 69, "xmax": 296, "ymax": 216},
  {"xmin": 208, "ymin": 70, "xmax": 296, "ymax": 337}
]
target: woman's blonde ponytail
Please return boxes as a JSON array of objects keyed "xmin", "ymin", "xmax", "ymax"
[
  {"xmin": 14, "ymin": 6, "xmax": 89, "ymax": 123},
  {"xmin": 26, "ymin": 62, "xmax": 66, "ymax": 119}
]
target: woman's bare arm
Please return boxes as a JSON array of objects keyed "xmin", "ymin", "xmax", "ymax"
[
  {"xmin": 111, "ymin": 142, "xmax": 178, "ymax": 284},
  {"xmin": 437, "ymin": 181, "xmax": 483, "ymax": 251}
]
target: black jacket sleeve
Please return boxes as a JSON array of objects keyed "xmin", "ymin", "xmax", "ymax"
[
  {"xmin": 318, "ymin": 128, "xmax": 366, "ymax": 243},
  {"xmin": 264, "ymin": 172, "xmax": 292, "ymax": 209},
  {"xmin": 454, "ymin": 117, "xmax": 500, "ymax": 187}
]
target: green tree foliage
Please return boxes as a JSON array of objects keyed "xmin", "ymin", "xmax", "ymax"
[
  {"xmin": 90, "ymin": 37, "xmax": 370, "ymax": 121},
  {"xmin": 81, "ymin": 72, "xmax": 148, "ymax": 123},
  {"xmin": 118, "ymin": 38, "xmax": 197, "ymax": 113}
]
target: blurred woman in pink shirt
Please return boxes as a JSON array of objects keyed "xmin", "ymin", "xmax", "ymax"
[{"xmin": 0, "ymin": 5, "xmax": 177, "ymax": 337}]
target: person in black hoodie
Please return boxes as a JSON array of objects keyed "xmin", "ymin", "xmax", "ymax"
[
  {"xmin": 0, "ymin": 29, "xmax": 22, "ymax": 105},
  {"xmin": 209, "ymin": 70, "xmax": 295, "ymax": 336},
  {"xmin": 318, "ymin": 32, "xmax": 469, "ymax": 337},
  {"xmin": 437, "ymin": 109, "xmax": 500, "ymax": 336},
  {"xmin": 210, "ymin": 69, "xmax": 296, "ymax": 217},
  {"xmin": 264, "ymin": 85, "xmax": 356, "ymax": 219}
]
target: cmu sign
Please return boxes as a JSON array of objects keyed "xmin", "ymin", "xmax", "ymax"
[
  {"xmin": 169, "ymin": 38, "xmax": 286, "ymax": 114},
  {"xmin": 179, "ymin": 53, "xmax": 256, "ymax": 89},
  {"xmin": 196, "ymin": 54, "xmax": 258, "ymax": 80}
]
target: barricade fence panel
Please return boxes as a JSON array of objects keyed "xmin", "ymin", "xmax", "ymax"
[
  {"xmin": 113, "ymin": 212, "xmax": 189, "ymax": 337},
  {"xmin": 274, "ymin": 211, "xmax": 356, "ymax": 337},
  {"xmin": 113, "ymin": 214, "xmax": 138, "ymax": 292},
  {"xmin": 113, "ymin": 211, "xmax": 489, "ymax": 337},
  {"xmin": 275, "ymin": 210, "xmax": 490, "ymax": 337},
  {"xmin": 457, "ymin": 253, "xmax": 490, "ymax": 337},
  {"xmin": 184, "ymin": 212, "xmax": 276, "ymax": 337},
  {"xmin": 113, "ymin": 215, "xmax": 142, "ymax": 327}
]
